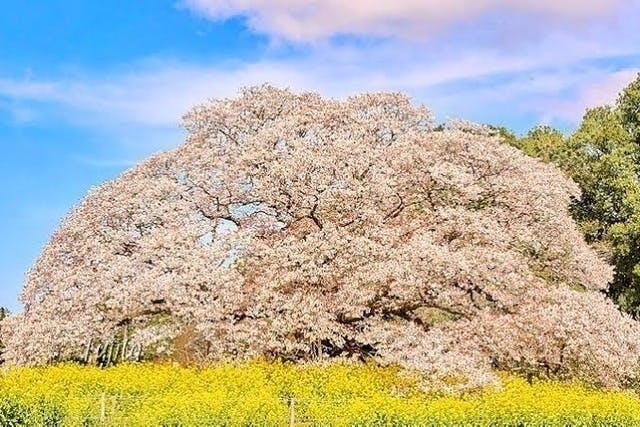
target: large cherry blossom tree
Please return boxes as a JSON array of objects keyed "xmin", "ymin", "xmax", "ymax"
[{"xmin": 2, "ymin": 86, "xmax": 639, "ymax": 389}]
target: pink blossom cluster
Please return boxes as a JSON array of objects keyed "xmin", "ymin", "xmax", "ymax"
[{"xmin": 2, "ymin": 86, "xmax": 638, "ymax": 389}]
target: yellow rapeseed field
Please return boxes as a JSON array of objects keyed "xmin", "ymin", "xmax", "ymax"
[{"xmin": 1, "ymin": 361, "xmax": 640, "ymax": 426}]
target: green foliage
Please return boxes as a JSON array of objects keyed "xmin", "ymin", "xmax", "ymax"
[
  {"xmin": 488, "ymin": 125, "xmax": 518, "ymax": 145},
  {"xmin": 618, "ymin": 74, "xmax": 640, "ymax": 141},
  {"xmin": 509, "ymin": 73, "xmax": 640, "ymax": 315},
  {"xmin": 513, "ymin": 125, "xmax": 565, "ymax": 163},
  {"xmin": 560, "ymin": 78, "xmax": 640, "ymax": 314}
]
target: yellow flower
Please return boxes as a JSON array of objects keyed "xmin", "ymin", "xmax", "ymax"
[{"xmin": 2, "ymin": 362, "xmax": 640, "ymax": 426}]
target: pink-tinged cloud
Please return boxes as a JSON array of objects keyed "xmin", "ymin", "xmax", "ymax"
[
  {"xmin": 179, "ymin": 0, "xmax": 622, "ymax": 41},
  {"xmin": 541, "ymin": 69, "xmax": 640, "ymax": 123}
]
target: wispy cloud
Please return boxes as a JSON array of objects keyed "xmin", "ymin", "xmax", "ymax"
[
  {"xmin": 0, "ymin": 61, "xmax": 312, "ymax": 129},
  {"xmin": 1, "ymin": 53, "xmax": 638, "ymax": 137},
  {"xmin": 0, "ymin": 2, "xmax": 639, "ymax": 140},
  {"xmin": 178, "ymin": 0, "xmax": 623, "ymax": 41},
  {"xmin": 534, "ymin": 69, "xmax": 640, "ymax": 123}
]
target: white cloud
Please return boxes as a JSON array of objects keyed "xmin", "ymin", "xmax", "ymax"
[
  {"xmin": 1, "ymin": 40, "xmax": 635, "ymax": 130},
  {"xmin": 179, "ymin": 0, "xmax": 622, "ymax": 41},
  {"xmin": 0, "ymin": 13, "xmax": 638, "ymax": 141},
  {"xmin": 526, "ymin": 69, "xmax": 640, "ymax": 123},
  {"xmin": 0, "ymin": 78, "xmax": 57, "ymax": 98},
  {"xmin": 0, "ymin": 62, "xmax": 313, "ymax": 129}
]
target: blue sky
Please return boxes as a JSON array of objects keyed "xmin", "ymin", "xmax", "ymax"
[{"xmin": 1, "ymin": 0, "xmax": 640, "ymax": 311}]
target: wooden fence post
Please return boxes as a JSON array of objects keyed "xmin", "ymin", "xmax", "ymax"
[
  {"xmin": 289, "ymin": 398, "xmax": 295, "ymax": 427},
  {"xmin": 100, "ymin": 392, "xmax": 106, "ymax": 424},
  {"xmin": 111, "ymin": 395, "xmax": 118, "ymax": 423}
]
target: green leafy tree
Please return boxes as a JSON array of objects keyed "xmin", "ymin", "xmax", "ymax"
[
  {"xmin": 488, "ymin": 125, "xmax": 518, "ymax": 146},
  {"xmin": 563, "ymin": 76, "xmax": 640, "ymax": 314},
  {"xmin": 619, "ymin": 75, "xmax": 640, "ymax": 141},
  {"xmin": 513, "ymin": 125, "xmax": 565, "ymax": 163},
  {"xmin": 511, "ymin": 73, "xmax": 640, "ymax": 315}
]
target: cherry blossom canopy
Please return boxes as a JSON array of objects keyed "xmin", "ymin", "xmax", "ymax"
[{"xmin": 3, "ymin": 86, "xmax": 638, "ymax": 389}]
